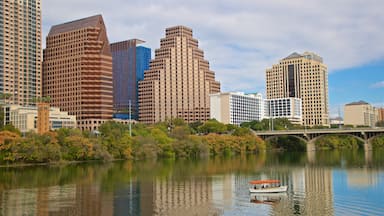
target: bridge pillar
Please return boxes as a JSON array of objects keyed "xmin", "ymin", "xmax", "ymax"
[
  {"xmin": 364, "ymin": 141, "xmax": 372, "ymax": 166},
  {"xmin": 364, "ymin": 142, "xmax": 372, "ymax": 151},
  {"xmin": 307, "ymin": 140, "xmax": 316, "ymax": 163}
]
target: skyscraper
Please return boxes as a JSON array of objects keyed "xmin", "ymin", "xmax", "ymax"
[
  {"xmin": 0, "ymin": 0, "xmax": 42, "ymax": 105},
  {"xmin": 43, "ymin": 15, "xmax": 113, "ymax": 130},
  {"xmin": 139, "ymin": 26, "xmax": 220, "ymax": 124},
  {"xmin": 110, "ymin": 39, "xmax": 151, "ymax": 120},
  {"xmin": 266, "ymin": 52, "xmax": 329, "ymax": 126}
]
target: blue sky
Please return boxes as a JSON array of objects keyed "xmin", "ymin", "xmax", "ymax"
[{"xmin": 42, "ymin": 0, "xmax": 384, "ymax": 117}]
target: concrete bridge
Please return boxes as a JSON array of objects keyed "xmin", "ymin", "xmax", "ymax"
[{"xmin": 253, "ymin": 128, "xmax": 384, "ymax": 152}]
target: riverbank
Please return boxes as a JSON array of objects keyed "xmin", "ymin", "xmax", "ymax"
[{"xmin": 0, "ymin": 119, "xmax": 265, "ymax": 165}]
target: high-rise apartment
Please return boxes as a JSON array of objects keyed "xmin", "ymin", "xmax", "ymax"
[
  {"xmin": 0, "ymin": 0, "xmax": 42, "ymax": 105},
  {"xmin": 139, "ymin": 26, "xmax": 220, "ymax": 124},
  {"xmin": 43, "ymin": 15, "xmax": 113, "ymax": 130},
  {"xmin": 110, "ymin": 39, "xmax": 151, "ymax": 120},
  {"xmin": 266, "ymin": 52, "xmax": 329, "ymax": 126}
]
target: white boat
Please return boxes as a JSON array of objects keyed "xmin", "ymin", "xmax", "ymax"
[{"xmin": 249, "ymin": 180, "xmax": 288, "ymax": 193}]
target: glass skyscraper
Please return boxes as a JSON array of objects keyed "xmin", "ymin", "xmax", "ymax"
[{"xmin": 111, "ymin": 39, "xmax": 151, "ymax": 120}]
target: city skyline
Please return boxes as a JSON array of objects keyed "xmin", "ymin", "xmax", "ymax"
[{"xmin": 41, "ymin": 0, "xmax": 384, "ymax": 118}]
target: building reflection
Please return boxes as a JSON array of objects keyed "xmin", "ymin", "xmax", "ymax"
[
  {"xmin": 0, "ymin": 184, "xmax": 114, "ymax": 215},
  {"xmin": 346, "ymin": 168, "xmax": 378, "ymax": 188},
  {"xmin": 269, "ymin": 167, "xmax": 334, "ymax": 215},
  {"xmin": 150, "ymin": 176, "xmax": 220, "ymax": 215}
]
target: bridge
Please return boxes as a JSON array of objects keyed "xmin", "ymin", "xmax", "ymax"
[{"xmin": 253, "ymin": 128, "xmax": 384, "ymax": 151}]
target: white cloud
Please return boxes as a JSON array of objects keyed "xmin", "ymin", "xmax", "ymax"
[
  {"xmin": 42, "ymin": 0, "xmax": 384, "ymax": 94},
  {"xmin": 371, "ymin": 81, "xmax": 384, "ymax": 88}
]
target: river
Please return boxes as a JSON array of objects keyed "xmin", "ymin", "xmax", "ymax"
[{"xmin": 0, "ymin": 149, "xmax": 383, "ymax": 216}]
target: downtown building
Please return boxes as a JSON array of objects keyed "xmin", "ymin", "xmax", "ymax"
[
  {"xmin": 266, "ymin": 52, "xmax": 329, "ymax": 127},
  {"xmin": 210, "ymin": 92, "xmax": 264, "ymax": 125},
  {"xmin": 139, "ymin": 26, "xmax": 220, "ymax": 124},
  {"xmin": 0, "ymin": 0, "xmax": 42, "ymax": 105},
  {"xmin": 43, "ymin": 15, "xmax": 113, "ymax": 131},
  {"xmin": 111, "ymin": 39, "xmax": 151, "ymax": 120},
  {"xmin": 344, "ymin": 100, "xmax": 378, "ymax": 127},
  {"xmin": 3, "ymin": 104, "xmax": 76, "ymax": 133},
  {"xmin": 264, "ymin": 97, "xmax": 302, "ymax": 125},
  {"xmin": 210, "ymin": 92, "xmax": 302, "ymax": 126}
]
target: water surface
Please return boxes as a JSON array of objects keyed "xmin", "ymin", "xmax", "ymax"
[{"xmin": 0, "ymin": 149, "xmax": 384, "ymax": 215}]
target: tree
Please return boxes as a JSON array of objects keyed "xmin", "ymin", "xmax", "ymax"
[
  {"xmin": 198, "ymin": 119, "xmax": 227, "ymax": 134},
  {"xmin": 376, "ymin": 120, "xmax": 384, "ymax": 127}
]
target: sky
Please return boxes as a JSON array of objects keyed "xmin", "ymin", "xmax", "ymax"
[{"xmin": 42, "ymin": 0, "xmax": 384, "ymax": 118}]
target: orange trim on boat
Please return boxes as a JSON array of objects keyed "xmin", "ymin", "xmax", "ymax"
[{"xmin": 249, "ymin": 180, "xmax": 280, "ymax": 184}]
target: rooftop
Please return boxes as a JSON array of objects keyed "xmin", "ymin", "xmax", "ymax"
[
  {"xmin": 49, "ymin": 14, "xmax": 103, "ymax": 36},
  {"xmin": 345, "ymin": 100, "xmax": 369, "ymax": 106}
]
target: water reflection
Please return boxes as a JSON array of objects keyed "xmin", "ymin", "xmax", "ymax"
[{"xmin": 0, "ymin": 150, "xmax": 383, "ymax": 216}]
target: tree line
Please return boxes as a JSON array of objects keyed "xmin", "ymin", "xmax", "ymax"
[{"xmin": 0, "ymin": 119, "xmax": 265, "ymax": 164}]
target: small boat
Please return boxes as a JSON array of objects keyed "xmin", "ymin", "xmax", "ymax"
[{"xmin": 249, "ymin": 180, "xmax": 287, "ymax": 193}]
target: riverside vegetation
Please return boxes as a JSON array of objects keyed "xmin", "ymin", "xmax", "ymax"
[
  {"xmin": 1, "ymin": 117, "xmax": 383, "ymax": 165},
  {"xmin": 0, "ymin": 119, "xmax": 265, "ymax": 164}
]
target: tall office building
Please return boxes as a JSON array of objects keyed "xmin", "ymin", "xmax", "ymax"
[
  {"xmin": 0, "ymin": 0, "xmax": 42, "ymax": 105},
  {"xmin": 139, "ymin": 26, "xmax": 220, "ymax": 124},
  {"xmin": 43, "ymin": 15, "xmax": 113, "ymax": 130},
  {"xmin": 110, "ymin": 39, "xmax": 151, "ymax": 120},
  {"xmin": 266, "ymin": 52, "xmax": 329, "ymax": 126}
]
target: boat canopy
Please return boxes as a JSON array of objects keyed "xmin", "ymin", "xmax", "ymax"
[{"xmin": 249, "ymin": 180, "xmax": 280, "ymax": 185}]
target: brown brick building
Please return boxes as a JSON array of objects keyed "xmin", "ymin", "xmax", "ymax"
[
  {"xmin": 138, "ymin": 26, "xmax": 220, "ymax": 124},
  {"xmin": 43, "ymin": 15, "xmax": 113, "ymax": 130}
]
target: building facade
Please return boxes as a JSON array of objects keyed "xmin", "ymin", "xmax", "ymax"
[
  {"xmin": 265, "ymin": 97, "xmax": 302, "ymax": 125},
  {"xmin": 110, "ymin": 39, "xmax": 151, "ymax": 120},
  {"xmin": 139, "ymin": 26, "xmax": 220, "ymax": 124},
  {"xmin": 378, "ymin": 108, "xmax": 384, "ymax": 122},
  {"xmin": 37, "ymin": 102, "xmax": 49, "ymax": 134},
  {"xmin": 266, "ymin": 52, "xmax": 329, "ymax": 127},
  {"xmin": 344, "ymin": 101, "xmax": 378, "ymax": 127},
  {"xmin": 210, "ymin": 92, "xmax": 264, "ymax": 125},
  {"xmin": 3, "ymin": 104, "xmax": 76, "ymax": 133},
  {"xmin": 0, "ymin": 0, "xmax": 42, "ymax": 105},
  {"xmin": 43, "ymin": 15, "xmax": 113, "ymax": 131}
]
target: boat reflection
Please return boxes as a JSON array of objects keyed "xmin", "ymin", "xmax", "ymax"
[{"xmin": 250, "ymin": 192, "xmax": 287, "ymax": 205}]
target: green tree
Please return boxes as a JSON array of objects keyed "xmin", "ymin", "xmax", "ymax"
[{"xmin": 198, "ymin": 119, "xmax": 227, "ymax": 134}]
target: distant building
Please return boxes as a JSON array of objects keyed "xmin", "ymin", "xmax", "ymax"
[
  {"xmin": 265, "ymin": 97, "xmax": 303, "ymax": 125},
  {"xmin": 378, "ymin": 108, "xmax": 384, "ymax": 122},
  {"xmin": 266, "ymin": 52, "xmax": 329, "ymax": 127},
  {"xmin": 43, "ymin": 15, "xmax": 113, "ymax": 131},
  {"xmin": 37, "ymin": 103, "xmax": 50, "ymax": 134},
  {"xmin": 3, "ymin": 105, "xmax": 76, "ymax": 133},
  {"xmin": 139, "ymin": 26, "xmax": 220, "ymax": 124},
  {"xmin": 110, "ymin": 39, "xmax": 151, "ymax": 120},
  {"xmin": 0, "ymin": 0, "xmax": 42, "ymax": 105},
  {"xmin": 329, "ymin": 117, "xmax": 344, "ymax": 126},
  {"xmin": 210, "ymin": 92, "xmax": 264, "ymax": 125},
  {"xmin": 344, "ymin": 101, "xmax": 378, "ymax": 127}
]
